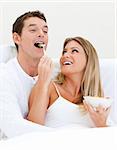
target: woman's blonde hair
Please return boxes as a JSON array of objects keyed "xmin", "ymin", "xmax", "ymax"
[{"xmin": 55, "ymin": 37, "xmax": 104, "ymax": 103}]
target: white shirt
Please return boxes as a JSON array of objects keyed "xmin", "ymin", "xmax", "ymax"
[
  {"xmin": 45, "ymin": 97, "xmax": 95, "ymax": 128},
  {"xmin": 45, "ymin": 83, "xmax": 115, "ymax": 128},
  {"xmin": 0, "ymin": 57, "xmax": 53, "ymax": 139}
]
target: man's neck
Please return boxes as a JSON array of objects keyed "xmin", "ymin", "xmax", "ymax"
[{"xmin": 17, "ymin": 55, "xmax": 39, "ymax": 77}]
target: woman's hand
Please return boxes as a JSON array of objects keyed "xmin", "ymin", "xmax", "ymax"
[
  {"xmin": 27, "ymin": 55, "xmax": 54, "ymax": 125},
  {"xmin": 38, "ymin": 55, "xmax": 54, "ymax": 87},
  {"xmin": 83, "ymin": 101, "xmax": 110, "ymax": 127}
]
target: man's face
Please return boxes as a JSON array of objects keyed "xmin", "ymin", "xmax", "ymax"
[{"xmin": 15, "ymin": 17, "xmax": 48, "ymax": 60}]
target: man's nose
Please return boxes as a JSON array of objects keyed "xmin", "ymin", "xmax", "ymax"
[{"xmin": 37, "ymin": 29, "xmax": 44, "ymax": 37}]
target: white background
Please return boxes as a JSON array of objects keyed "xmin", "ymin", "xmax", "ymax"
[
  {"xmin": 0, "ymin": 0, "xmax": 116, "ymax": 59},
  {"xmin": 0, "ymin": 1, "xmax": 116, "ymax": 149}
]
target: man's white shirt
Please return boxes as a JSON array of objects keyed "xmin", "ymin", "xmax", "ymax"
[{"xmin": 0, "ymin": 57, "xmax": 53, "ymax": 139}]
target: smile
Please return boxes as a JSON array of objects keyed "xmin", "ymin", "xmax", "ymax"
[{"xmin": 63, "ymin": 61, "xmax": 73, "ymax": 65}]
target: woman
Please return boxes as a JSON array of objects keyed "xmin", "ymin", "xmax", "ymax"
[{"xmin": 27, "ymin": 36, "xmax": 110, "ymax": 128}]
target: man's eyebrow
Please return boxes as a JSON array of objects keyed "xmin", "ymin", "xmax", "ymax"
[
  {"xmin": 28, "ymin": 24, "xmax": 37, "ymax": 27},
  {"xmin": 28, "ymin": 24, "xmax": 48, "ymax": 29}
]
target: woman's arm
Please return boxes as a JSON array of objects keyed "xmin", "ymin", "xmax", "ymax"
[{"xmin": 27, "ymin": 55, "xmax": 54, "ymax": 125}]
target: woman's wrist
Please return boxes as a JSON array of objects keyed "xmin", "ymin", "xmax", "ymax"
[{"xmin": 36, "ymin": 80, "xmax": 50, "ymax": 91}]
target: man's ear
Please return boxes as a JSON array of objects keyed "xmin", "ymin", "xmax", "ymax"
[{"xmin": 12, "ymin": 32, "xmax": 21, "ymax": 45}]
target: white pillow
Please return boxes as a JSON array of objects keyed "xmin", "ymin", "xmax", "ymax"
[
  {"xmin": 99, "ymin": 59, "xmax": 117, "ymax": 123},
  {"xmin": 99, "ymin": 59, "xmax": 117, "ymax": 99}
]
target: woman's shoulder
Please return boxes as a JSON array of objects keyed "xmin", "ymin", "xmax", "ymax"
[
  {"xmin": 49, "ymin": 81, "xmax": 60, "ymax": 91},
  {"xmin": 49, "ymin": 81, "xmax": 57, "ymax": 94},
  {"xmin": 48, "ymin": 81, "xmax": 60, "ymax": 105}
]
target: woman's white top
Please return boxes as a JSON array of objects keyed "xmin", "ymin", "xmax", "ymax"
[{"xmin": 45, "ymin": 83, "xmax": 95, "ymax": 128}]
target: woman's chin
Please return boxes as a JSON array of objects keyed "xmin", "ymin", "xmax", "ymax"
[{"xmin": 61, "ymin": 70, "xmax": 73, "ymax": 76}]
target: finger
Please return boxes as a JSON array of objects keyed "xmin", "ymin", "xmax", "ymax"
[
  {"xmin": 44, "ymin": 57, "xmax": 51, "ymax": 66},
  {"xmin": 44, "ymin": 58, "xmax": 53, "ymax": 70},
  {"xmin": 83, "ymin": 100, "xmax": 88, "ymax": 111},
  {"xmin": 106, "ymin": 106, "xmax": 111, "ymax": 115},
  {"xmin": 40, "ymin": 59, "xmax": 53, "ymax": 76},
  {"xmin": 50, "ymin": 61, "xmax": 54, "ymax": 70},
  {"xmin": 38, "ymin": 57, "xmax": 50, "ymax": 75},
  {"xmin": 40, "ymin": 55, "xmax": 48, "ymax": 64},
  {"xmin": 39, "ymin": 57, "xmax": 50, "ymax": 68},
  {"xmin": 49, "ymin": 61, "xmax": 54, "ymax": 73},
  {"xmin": 83, "ymin": 101, "xmax": 95, "ymax": 113},
  {"xmin": 96, "ymin": 105, "xmax": 104, "ymax": 113}
]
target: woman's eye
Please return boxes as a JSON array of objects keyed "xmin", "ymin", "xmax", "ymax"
[{"xmin": 72, "ymin": 49, "xmax": 79, "ymax": 53}]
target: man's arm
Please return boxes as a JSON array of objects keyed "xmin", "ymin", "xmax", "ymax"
[
  {"xmin": 0, "ymin": 92, "xmax": 53, "ymax": 138},
  {"xmin": 0, "ymin": 73, "xmax": 53, "ymax": 139}
]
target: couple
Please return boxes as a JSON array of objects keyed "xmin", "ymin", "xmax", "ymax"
[{"xmin": 0, "ymin": 10, "xmax": 111, "ymax": 139}]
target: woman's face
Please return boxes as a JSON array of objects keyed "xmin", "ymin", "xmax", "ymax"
[{"xmin": 60, "ymin": 40, "xmax": 87, "ymax": 76}]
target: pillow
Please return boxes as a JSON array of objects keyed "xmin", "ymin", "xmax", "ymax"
[{"xmin": 99, "ymin": 59, "xmax": 117, "ymax": 123}]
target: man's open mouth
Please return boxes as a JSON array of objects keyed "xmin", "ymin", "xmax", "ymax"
[{"xmin": 34, "ymin": 42, "xmax": 45, "ymax": 48}]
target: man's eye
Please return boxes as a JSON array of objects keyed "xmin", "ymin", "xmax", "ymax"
[
  {"xmin": 43, "ymin": 30, "xmax": 48, "ymax": 34},
  {"xmin": 62, "ymin": 50, "xmax": 67, "ymax": 55},
  {"xmin": 30, "ymin": 29, "xmax": 36, "ymax": 32},
  {"xmin": 72, "ymin": 49, "xmax": 79, "ymax": 53}
]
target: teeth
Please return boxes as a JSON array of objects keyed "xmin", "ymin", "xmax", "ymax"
[
  {"xmin": 34, "ymin": 42, "xmax": 45, "ymax": 48},
  {"xmin": 63, "ymin": 61, "xmax": 72, "ymax": 65}
]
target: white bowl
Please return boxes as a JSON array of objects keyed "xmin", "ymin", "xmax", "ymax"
[{"xmin": 83, "ymin": 96, "xmax": 113, "ymax": 108}]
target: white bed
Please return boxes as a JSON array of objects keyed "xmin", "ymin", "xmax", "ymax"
[{"xmin": 0, "ymin": 125, "xmax": 116, "ymax": 150}]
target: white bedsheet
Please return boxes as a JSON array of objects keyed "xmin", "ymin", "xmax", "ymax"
[{"xmin": 0, "ymin": 126, "xmax": 116, "ymax": 150}]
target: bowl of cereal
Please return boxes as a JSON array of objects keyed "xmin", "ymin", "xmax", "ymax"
[{"xmin": 83, "ymin": 96, "xmax": 113, "ymax": 108}]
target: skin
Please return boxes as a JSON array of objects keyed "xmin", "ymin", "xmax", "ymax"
[
  {"xmin": 13, "ymin": 17, "xmax": 49, "ymax": 76},
  {"xmin": 27, "ymin": 40, "xmax": 110, "ymax": 127}
]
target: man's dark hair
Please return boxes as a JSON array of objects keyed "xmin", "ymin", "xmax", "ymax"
[{"xmin": 12, "ymin": 10, "xmax": 47, "ymax": 50}]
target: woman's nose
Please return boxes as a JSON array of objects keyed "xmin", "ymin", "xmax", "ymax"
[{"xmin": 64, "ymin": 52, "xmax": 71, "ymax": 58}]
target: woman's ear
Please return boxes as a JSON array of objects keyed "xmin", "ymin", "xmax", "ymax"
[{"xmin": 12, "ymin": 32, "xmax": 21, "ymax": 45}]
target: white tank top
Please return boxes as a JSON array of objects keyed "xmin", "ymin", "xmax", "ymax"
[{"xmin": 45, "ymin": 83, "xmax": 94, "ymax": 128}]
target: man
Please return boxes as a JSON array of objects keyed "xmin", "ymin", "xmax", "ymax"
[{"xmin": 0, "ymin": 10, "xmax": 54, "ymax": 139}]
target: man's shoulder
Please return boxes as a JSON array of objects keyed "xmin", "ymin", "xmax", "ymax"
[
  {"xmin": 0, "ymin": 57, "xmax": 17, "ymax": 78},
  {"xmin": 0, "ymin": 58, "xmax": 21, "ymax": 92}
]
